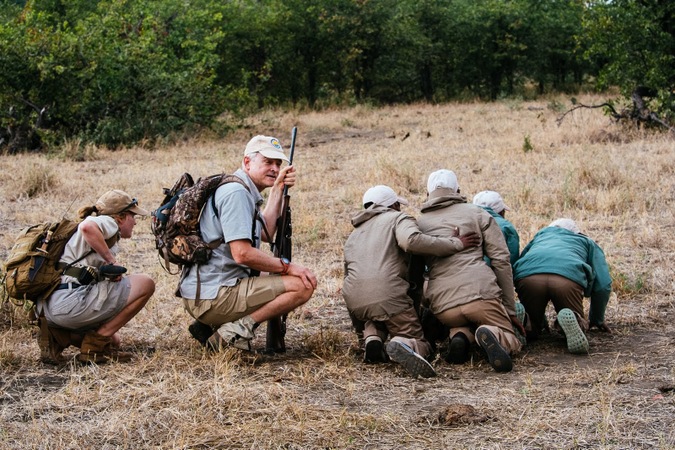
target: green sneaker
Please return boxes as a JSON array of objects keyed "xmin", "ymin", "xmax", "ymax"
[
  {"xmin": 557, "ymin": 308, "xmax": 589, "ymax": 354},
  {"xmin": 513, "ymin": 302, "xmax": 527, "ymax": 347}
]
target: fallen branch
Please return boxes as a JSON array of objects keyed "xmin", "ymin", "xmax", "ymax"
[{"xmin": 557, "ymin": 88, "xmax": 674, "ymax": 134}]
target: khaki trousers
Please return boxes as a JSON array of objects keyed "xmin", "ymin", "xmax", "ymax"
[
  {"xmin": 515, "ymin": 274, "xmax": 588, "ymax": 339},
  {"xmin": 363, "ymin": 306, "xmax": 432, "ymax": 358},
  {"xmin": 435, "ymin": 298, "xmax": 521, "ymax": 354}
]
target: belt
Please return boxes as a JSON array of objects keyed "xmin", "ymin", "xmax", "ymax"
[{"xmin": 55, "ymin": 282, "xmax": 82, "ymax": 291}]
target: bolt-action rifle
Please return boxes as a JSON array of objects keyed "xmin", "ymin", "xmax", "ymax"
[{"xmin": 265, "ymin": 127, "xmax": 297, "ymax": 353}]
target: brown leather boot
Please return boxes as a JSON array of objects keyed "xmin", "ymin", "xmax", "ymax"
[
  {"xmin": 77, "ymin": 332, "xmax": 133, "ymax": 364},
  {"xmin": 37, "ymin": 317, "xmax": 71, "ymax": 365}
]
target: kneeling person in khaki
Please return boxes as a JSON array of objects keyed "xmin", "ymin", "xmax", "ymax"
[
  {"xmin": 342, "ymin": 185, "xmax": 479, "ymax": 378},
  {"xmin": 418, "ymin": 170, "xmax": 525, "ymax": 372}
]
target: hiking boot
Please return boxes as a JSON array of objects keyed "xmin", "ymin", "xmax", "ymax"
[
  {"xmin": 475, "ymin": 326, "xmax": 513, "ymax": 373},
  {"xmin": 385, "ymin": 339, "xmax": 436, "ymax": 378},
  {"xmin": 364, "ymin": 336, "xmax": 388, "ymax": 363},
  {"xmin": 444, "ymin": 332, "xmax": 470, "ymax": 364},
  {"xmin": 557, "ymin": 308, "xmax": 589, "ymax": 354},
  {"xmin": 206, "ymin": 316, "xmax": 257, "ymax": 352},
  {"xmin": 513, "ymin": 302, "xmax": 528, "ymax": 347},
  {"xmin": 77, "ymin": 332, "xmax": 133, "ymax": 364},
  {"xmin": 188, "ymin": 320, "xmax": 214, "ymax": 347},
  {"xmin": 37, "ymin": 318, "xmax": 70, "ymax": 365}
]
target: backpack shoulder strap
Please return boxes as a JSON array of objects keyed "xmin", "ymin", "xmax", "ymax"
[{"xmin": 209, "ymin": 174, "xmax": 250, "ymax": 216}]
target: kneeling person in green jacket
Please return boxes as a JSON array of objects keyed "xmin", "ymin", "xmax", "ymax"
[
  {"xmin": 342, "ymin": 185, "xmax": 479, "ymax": 378},
  {"xmin": 472, "ymin": 190, "xmax": 520, "ymax": 267},
  {"xmin": 513, "ymin": 219, "xmax": 612, "ymax": 354}
]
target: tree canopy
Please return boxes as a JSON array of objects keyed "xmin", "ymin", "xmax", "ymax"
[{"xmin": 0, "ymin": 0, "xmax": 672, "ymax": 151}]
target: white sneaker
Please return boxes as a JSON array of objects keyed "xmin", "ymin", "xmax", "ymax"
[
  {"xmin": 386, "ymin": 339, "xmax": 436, "ymax": 378},
  {"xmin": 207, "ymin": 317, "xmax": 256, "ymax": 352}
]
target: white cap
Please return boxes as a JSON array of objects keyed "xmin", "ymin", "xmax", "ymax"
[
  {"xmin": 473, "ymin": 190, "xmax": 510, "ymax": 214},
  {"xmin": 427, "ymin": 169, "xmax": 459, "ymax": 193},
  {"xmin": 549, "ymin": 218, "xmax": 581, "ymax": 234},
  {"xmin": 244, "ymin": 135, "xmax": 290, "ymax": 163},
  {"xmin": 363, "ymin": 185, "xmax": 409, "ymax": 208}
]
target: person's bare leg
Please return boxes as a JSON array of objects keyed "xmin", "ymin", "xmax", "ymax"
[
  {"xmin": 96, "ymin": 274, "xmax": 155, "ymax": 338},
  {"xmin": 248, "ymin": 276, "xmax": 313, "ymax": 323}
]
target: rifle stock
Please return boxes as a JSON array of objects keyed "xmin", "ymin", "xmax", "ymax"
[{"xmin": 265, "ymin": 127, "xmax": 297, "ymax": 354}]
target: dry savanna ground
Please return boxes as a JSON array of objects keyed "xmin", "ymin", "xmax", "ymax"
[{"xmin": 1, "ymin": 95, "xmax": 674, "ymax": 449}]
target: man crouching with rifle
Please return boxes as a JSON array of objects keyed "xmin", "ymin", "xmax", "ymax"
[{"xmin": 181, "ymin": 128, "xmax": 317, "ymax": 353}]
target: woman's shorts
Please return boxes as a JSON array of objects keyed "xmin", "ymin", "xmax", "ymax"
[{"xmin": 43, "ymin": 278, "xmax": 131, "ymax": 330}]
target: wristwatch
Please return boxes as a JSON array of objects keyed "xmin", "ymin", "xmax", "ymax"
[{"xmin": 279, "ymin": 257, "xmax": 290, "ymax": 275}]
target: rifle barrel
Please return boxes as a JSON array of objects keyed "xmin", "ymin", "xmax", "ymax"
[{"xmin": 283, "ymin": 127, "xmax": 297, "ymax": 197}]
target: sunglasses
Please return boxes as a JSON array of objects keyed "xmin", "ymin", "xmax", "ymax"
[{"xmin": 122, "ymin": 198, "xmax": 138, "ymax": 212}]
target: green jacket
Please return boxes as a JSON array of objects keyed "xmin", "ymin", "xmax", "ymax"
[
  {"xmin": 479, "ymin": 206, "xmax": 520, "ymax": 266},
  {"xmin": 513, "ymin": 226, "xmax": 612, "ymax": 324}
]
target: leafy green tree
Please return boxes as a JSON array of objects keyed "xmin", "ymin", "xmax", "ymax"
[
  {"xmin": 0, "ymin": 0, "xmax": 226, "ymax": 150},
  {"xmin": 521, "ymin": 0, "xmax": 590, "ymax": 94},
  {"xmin": 582, "ymin": 0, "xmax": 675, "ymax": 119}
]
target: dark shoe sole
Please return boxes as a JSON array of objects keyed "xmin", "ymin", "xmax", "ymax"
[
  {"xmin": 386, "ymin": 340, "xmax": 436, "ymax": 378},
  {"xmin": 476, "ymin": 327, "xmax": 513, "ymax": 373},
  {"xmin": 445, "ymin": 333, "xmax": 470, "ymax": 364},
  {"xmin": 188, "ymin": 320, "xmax": 214, "ymax": 347},
  {"xmin": 364, "ymin": 339, "xmax": 388, "ymax": 363}
]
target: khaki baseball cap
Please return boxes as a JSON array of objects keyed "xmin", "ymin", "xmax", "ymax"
[
  {"xmin": 244, "ymin": 135, "xmax": 290, "ymax": 163},
  {"xmin": 95, "ymin": 190, "xmax": 149, "ymax": 216}
]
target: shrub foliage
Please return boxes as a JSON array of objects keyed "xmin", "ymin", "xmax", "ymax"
[{"xmin": 0, "ymin": 0, "xmax": 672, "ymax": 151}]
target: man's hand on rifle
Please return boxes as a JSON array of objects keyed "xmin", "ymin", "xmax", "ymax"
[{"xmin": 274, "ymin": 164, "xmax": 296, "ymax": 190}]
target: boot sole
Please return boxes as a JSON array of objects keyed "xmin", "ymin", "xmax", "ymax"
[
  {"xmin": 557, "ymin": 308, "xmax": 589, "ymax": 354},
  {"xmin": 386, "ymin": 340, "xmax": 436, "ymax": 378},
  {"xmin": 476, "ymin": 327, "xmax": 513, "ymax": 373}
]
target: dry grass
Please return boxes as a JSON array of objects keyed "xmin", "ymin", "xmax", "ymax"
[{"xmin": 1, "ymin": 94, "xmax": 674, "ymax": 449}]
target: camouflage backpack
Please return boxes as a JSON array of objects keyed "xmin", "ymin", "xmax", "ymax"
[{"xmin": 151, "ymin": 172, "xmax": 249, "ymax": 272}]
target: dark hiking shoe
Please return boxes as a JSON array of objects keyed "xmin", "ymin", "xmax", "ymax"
[
  {"xmin": 476, "ymin": 327, "xmax": 513, "ymax": 373},
  {"xmin": 444, "ymin": 332, "xmax": 470, "ymax": 364},
  {"xmin": 188, "ymin": 320, "xmax": 214, "ymax": 347},
  {"xmin": 386, "ymin": 340, "xmax": 436, "ymax": 378},
  {"xmin": 364, "ymin": 336, "xmax": 388, "ymax": 363},
  {"xmin": 557, "ymin": 308, "xmax": 589, "ymax": 354}
]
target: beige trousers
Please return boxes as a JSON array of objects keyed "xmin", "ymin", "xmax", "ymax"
[
  {"xmin": 436, "ymin": 298, "xmax": 521, "ymax": 354},
  {"xmin": 363, "ymin": 306, "xmax": 432, "ymax": 358}
]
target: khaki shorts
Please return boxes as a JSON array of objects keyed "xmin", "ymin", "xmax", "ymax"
[
  {"xmin": 183, "ymin": 275, "xmax": 286, "ymax": 326},
  {"xmin": 42, "ymin": 278, "xmax": 131, "ymax": 330}
]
